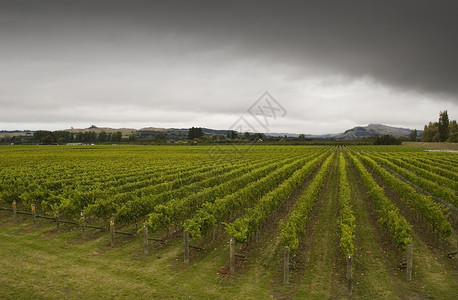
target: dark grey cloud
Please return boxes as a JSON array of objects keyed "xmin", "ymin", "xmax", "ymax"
[
  {"xmin": 0, "ymin": 0, "xmax": 457, "ymax": 132},
  {"xmin": 2, "ymin": 0, "xmax": 457, "ymax": 98},
  {"xmin": 151, "ymin": 0, "xmax": 458, "ymax": 98}
]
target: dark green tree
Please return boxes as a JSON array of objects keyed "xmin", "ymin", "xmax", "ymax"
[
  {"xmin": 154, "ymin": 132, "xmax": 166, "ymax": 142},
  {"xmin": 187, "ymin": 127, "xmax": 203, "ymax": 140},
  {"xmin": 409, "ymin": 129, "xmax": 418, "ymax": 141},
  {"xmin": 33, "ymin": 130, "xmax": 51, "ymax": 142},
  {"xmin": 98, "ymin": 131, "xmax": 107, "ymax": 143},
  {"xmin": 75, "ymin": 132, "xmax": 84, "ymax": 142},
  {"xmin": 86, "ymin": 131, "xmax": 97, "ymax": 143},
  {"xmin": 447, "ymin": 120, "xmax": 458, "ymax": 142},
  {"xmin": 53, "ymin": 131, "xmax": 72, "ymax": 143},
  {"xmin": 227, "ymin": 130, "xmax": 238, "ymax": 139},
  {"xmin": 438, "ymin": 110, "xmax": 450, "ymax": 142},
  {"xmin": 421, "ymin": 122, "xmax": 439, "ymax": 142},
  {"xmin": 106, "ymin": 132, "xmax": 113, "ymax": 143},
  {"xmin": 112, "ymin": 132, "xmax": 122, "ymax": 143},
  {"xmin": 128, "ymin": 133, "xmax": 137, "ymax": 142},
  {"xmin": 373, "ymin": 135, "xmax": 401, "ymax": 145},
  {"xmin": 41, "ymin": 133, "xmax": 56, "ymax": 144},
  {"xmin": 255, "ymin": 133, "xmax": 265, "ymax": 140}
]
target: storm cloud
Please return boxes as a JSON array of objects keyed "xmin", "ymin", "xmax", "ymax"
[{"xmin": 0, "ymin": 0, "xmax": 457, "ymax": 133}]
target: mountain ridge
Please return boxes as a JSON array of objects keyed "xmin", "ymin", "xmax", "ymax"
[{"xmin": 1, "ymin": 124, "xmax": 417, "ymax": 140}]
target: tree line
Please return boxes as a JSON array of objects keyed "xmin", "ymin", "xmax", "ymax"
[
  {"xmin": 421, "ymin": 110, "xmax": 457, "ymax": 142},
  {"xmin": 32, "ymin": 130, "xmax": 123, "ymax": 144}
]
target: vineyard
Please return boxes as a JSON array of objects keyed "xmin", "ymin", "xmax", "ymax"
[{"xmin": 0, "ymin": 145, "xmax": 457, "ymax": 299}]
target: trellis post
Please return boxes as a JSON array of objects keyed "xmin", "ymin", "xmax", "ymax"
[
  {"xmin": 12, "ymin": 201, "xmax": 17, "ymax": 222},
  {"xmin": 56, "ymin": 209, "xmax": 60, "ymax": 231},
  {"xmin": 80, "ymin": 211, "xmax": 86, "ymax": 239},
  {"xmin": 31, "ymin": 204, "xmax": 37, "ymax": 227},
  {"xmin": 283, "ymin": 246, "xmax": 290, "ymax": 285},
  {"xmin": 406, "ymin": 245, "xmax": 413, "ymax": 281},
  {"xmin": 229, "ymin": 237, "xmax": 235, "ymax": 274},
  {"xmin": 347, "ymin": 254, "xmax": 353, "ymax": 295},
  {"xmin": 110, "ymin": 219, "xmax": 115, "ymax": 247},
  {"xmin": 184, "ymin": 231, "xmax": 190, "ymax": 263},
  {"xmin": 143, "ymin": 224, "xmax": 149, "ymax": 255}
]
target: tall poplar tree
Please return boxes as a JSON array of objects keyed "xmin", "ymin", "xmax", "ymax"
[{"xmin": 438, "ymin": 110, "xmax": 449, "ymax": 142}]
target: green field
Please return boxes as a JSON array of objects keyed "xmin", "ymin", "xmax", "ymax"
[{"xmin": 0, "ymin": 145, "xmax": 457, "ymax": 299}]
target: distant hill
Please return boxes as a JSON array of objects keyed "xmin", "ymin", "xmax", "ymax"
[
  {"xmin": 265, "ymin": 132, "xmax": 300, "ymax": 138},
  {"xmin": 65, "ymin": 126, "xmax": 136, "ymax": 135},
  {"xmin": 265, "ymin": 124, "xmax": 414, "ymax": 140},
  {"xmin": 334, "ymin": 124, "xmax": 413, "ymax": 140},
  {"xmin": 202, "ymin": 128, "xmax": 232, "ymax": 136}
]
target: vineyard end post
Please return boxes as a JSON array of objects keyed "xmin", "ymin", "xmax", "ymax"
[
  {"xmin": 31, "ymin": 204, "xmax": 37, "ymax": 227},
  {"xmin": 347, "ymin": 254, "xmax": 353, "ymax": 296},
  {"xmin": 406, "ymin": 245, "xmax": 413, "ymax": 282},
  {"xmin": 56, "ymin": 210, "xmax": 60, "ymax": 231},
  {"xmin": 80, "ymin": 211, "xmax": 86, "ymax": 239},
  {"xmin": 229, "ymin": 237, "xmax": 235, "ymax": 274},
  {"xmin": 456, "ymin": 238, "xmax": 458, "ymax": 269},
  {"xmin": 283, "ymin": 246, "xmax": 290, "ymax": 285},
  {"xmin": 184, "ymin": 230, "xmax": 189, "ymax": 263},
  {"xmin": 143, "ymin": 224, "xmax": 149, "ymax": 255},
  {"xmin": 12, "ymin": 201, "xmax": 17, "ymax": 222},
  {"xmin": 110, "ymin": 219, "xmax": 115, "ymax": 247}
]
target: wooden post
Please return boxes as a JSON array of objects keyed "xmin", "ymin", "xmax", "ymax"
[
  {"xmin": 347, "ymin": 254, "xmax": 353, "ymax": 296},
  {"xmin": 229, "ymin": 237, "xmax": 235, "ymax": 274},
  {"xmin": 456, "ymin": 238, "xmax": 458, "ymax": 269},
  {"xmin": 406, "ymin": 245, "xmax": 413, "ymax": 281},
  {"xmin": 110, "ymin": 219, "xmax": 115, "ymax": 247},
  {"xmin": 284, "ymin": 246, "xmax": 290, "ymax": 285},
  {"xmin": 55, "ymin": 210, "xmax": 60, "ymax": 231},
  {"xmin": 184, "ymin": 230, "xmax": 190, "ymax": 263},
  {"xmin": 80, "ymin": 211, "xmax": 86, "ymax": 239},
  {"xmin": 143, "ymin": 224, "xmax": 149, "ymax": 255},
  {"xmin": 31, "ymin": 204, "xmax": 37, "ymax": 227},
  {"xmin": 12, "ymin": 201, "xmax": 17, "ymax": 222}
]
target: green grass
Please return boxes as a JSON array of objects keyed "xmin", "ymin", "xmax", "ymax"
[
  {"xmin": 0, "ymin": 212, "xmax": 278, "ymax": 299},
  {"xmin": 1, "ymin": 204, "xmax": 457, "ymax": 299}
]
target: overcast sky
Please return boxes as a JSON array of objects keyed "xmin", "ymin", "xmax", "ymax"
[{"xmin": 1, "ymin": 0, "xmax": 457, "ymax": 134}]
